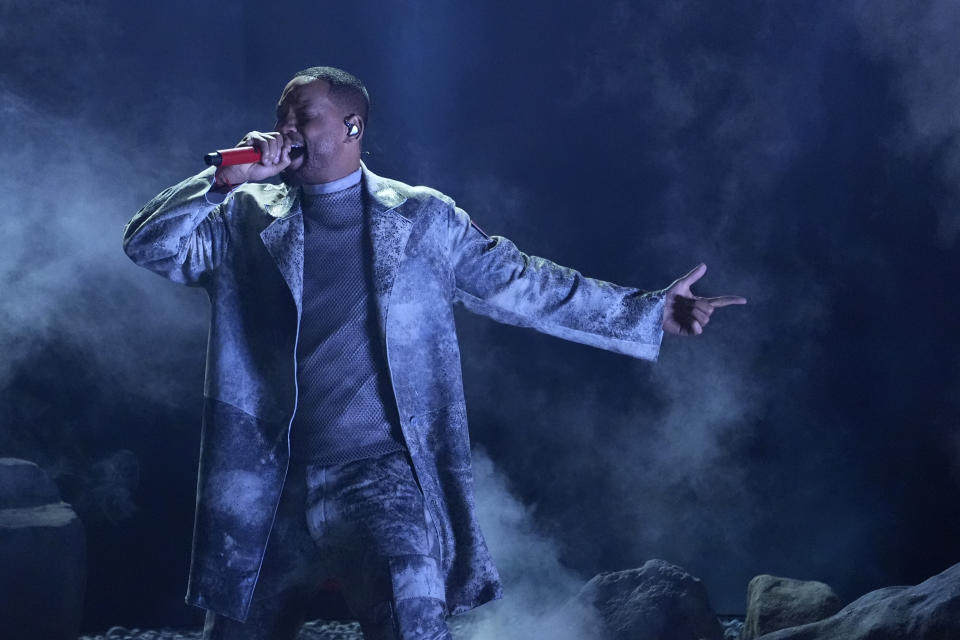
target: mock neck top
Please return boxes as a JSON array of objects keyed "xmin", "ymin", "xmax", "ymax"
[{"xmin": 299, "ymin": 167, "xmax": 362, "ymax": 195}]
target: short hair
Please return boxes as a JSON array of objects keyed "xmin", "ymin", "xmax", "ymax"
[{"xmin": 291, "ymin": 66, "xmax": 370, "ymax": 127}]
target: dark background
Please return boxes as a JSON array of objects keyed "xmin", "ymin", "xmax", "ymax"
[{"xmin": 1, "ymin": 0, "xmax": 958, "ymax": 634}]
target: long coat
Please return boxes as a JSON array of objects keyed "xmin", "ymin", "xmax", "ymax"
[{"xmin": 122, "ymin": 161, "xmax": 666, "ymax": 622}]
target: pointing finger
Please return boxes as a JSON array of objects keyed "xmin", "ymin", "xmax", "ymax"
[{"xmin": 705, "ymin": 296, "xmax": 748, "ymax": 307}]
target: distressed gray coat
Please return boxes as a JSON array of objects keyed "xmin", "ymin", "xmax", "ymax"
[{"xmin": 122, "ymin": 162, "xmax": 667, "ymax": 622}]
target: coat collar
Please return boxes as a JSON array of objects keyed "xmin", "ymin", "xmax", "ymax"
[
  {"xmin": 258, "ymin": 161, "xmax": 415, "ymax": 336},
  {"xmin": 361, "ymin": 160, "xmax": 409, "ymax": 219}
]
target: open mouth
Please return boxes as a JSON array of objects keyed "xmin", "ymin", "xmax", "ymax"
[{"xmin": 289, "ymin": 143, "xmax": 305, "ymax": 160}]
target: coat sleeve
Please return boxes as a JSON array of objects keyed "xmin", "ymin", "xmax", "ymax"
[
  {"xmin": 446, "ymin": 203, "xmax": 667, "ymax": 362},
  {"xmin": 122, "ymin": 166, "xmax": 235, "ymax": 288}
]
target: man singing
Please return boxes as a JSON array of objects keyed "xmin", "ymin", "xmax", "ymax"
[{"xmin": 122, "ymin": 65, "xmax": 746, "ymax": 640}]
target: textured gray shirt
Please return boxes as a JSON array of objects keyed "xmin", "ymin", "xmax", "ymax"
[{"xmin": 288, "ymin": 168, "xmax": 407, "ymax": 464}]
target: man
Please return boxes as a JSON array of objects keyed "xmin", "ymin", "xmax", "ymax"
[{"xmin": 122, "ymin": 66, "xmax": 746, "ymax": 640}]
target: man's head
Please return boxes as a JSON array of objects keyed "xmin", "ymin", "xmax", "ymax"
[{"xmin": 275, "ymin": 66, "xmax": 370, "ymax": 185}]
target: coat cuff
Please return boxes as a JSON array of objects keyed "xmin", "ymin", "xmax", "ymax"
[{"xmin": 202, "ymin": 166, "xmax": 247, "ymax": 205}]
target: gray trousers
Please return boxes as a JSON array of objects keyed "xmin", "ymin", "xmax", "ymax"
[{"xmin": 202, "ymin": 449, "xmax": 451, "ymax": 640}]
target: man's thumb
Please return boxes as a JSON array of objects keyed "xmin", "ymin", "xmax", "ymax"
[{"xmin": 681, "ymin": 262, "xmax": 707, "ymax": 285}]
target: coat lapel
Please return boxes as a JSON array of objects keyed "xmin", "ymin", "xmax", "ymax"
[
  {"xmin": 259, "ymin": 187, "xmax": 304, "ymax": 318},
  {"xmin": 362, "ymin": 162, "xmax": 413, "ymax": 337},
  {"xmin": 258, "ymin": 162, "xmax": 413, "ymax": 337}
]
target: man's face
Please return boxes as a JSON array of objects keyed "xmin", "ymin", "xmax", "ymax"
[{"xmin": 274, "ymin": 77, "xmax": 352, "ymax": 183}]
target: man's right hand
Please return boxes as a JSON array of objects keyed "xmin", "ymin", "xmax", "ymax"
[
  {"xmin": 661, "ymin": 263, "xmax": 747, "ymax": 336},
  {"xmin": 214, "ymin": 131, "xmax": 293, "ymax": 187}
]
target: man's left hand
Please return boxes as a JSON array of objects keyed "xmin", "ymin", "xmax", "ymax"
[{"xmin": 662, "ymin": 263, "xmax": 746, "ymax": 336}]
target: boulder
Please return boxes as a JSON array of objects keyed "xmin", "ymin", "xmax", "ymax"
[
  {"xmin": 743, "ymin": 574, "xmax": 841, "ymax": 638},
  {"xmin": 576, "ymin": 558, "xmax": 724, "ymax": 640},
  {"xmin": 0, "ymin": 457, "xmax": 87, "ymax": 640},
  {"xmin": 756, "ymin": 561, "xmax": 960, "ymax": 639}
]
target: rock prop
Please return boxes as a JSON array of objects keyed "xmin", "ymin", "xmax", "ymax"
[
  {"xmin": 743, "ymin": 574, "xmax": 841, "ymax": 638},
  {"xmin": 0, "ymin": 457, "xmax": 87, "ymax": 640},
  {"xmin": 755, "ymin": 561, "xmax": 960, "ymax": 639},
  {"xmin": 576, "ymin": 558, "xmax": 724, "ymax": 640}
]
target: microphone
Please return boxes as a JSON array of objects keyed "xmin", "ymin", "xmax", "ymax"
[
  {"xmin": 204, "ymin": 144, "xmax": 305, "ymax": 167},
  {"xmin": 204, "ymin": 147, "xmax": 262, "ymax": 167}
]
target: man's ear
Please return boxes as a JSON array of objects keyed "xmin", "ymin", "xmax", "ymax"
[{"xmin": 344, "ymin": 114, "xmax": 363, "ymax": 141}]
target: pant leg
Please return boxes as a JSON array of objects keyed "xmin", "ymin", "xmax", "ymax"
[
  {"xmin": 305, "ymin": 449, "xmax": 451, "ymax": 640},
  {"xmin": 203, "ymin": 462, "xmax": 328, "ymax": 640}
]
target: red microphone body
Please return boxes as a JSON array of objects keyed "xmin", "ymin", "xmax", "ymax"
[{"xmin": 204, "ymin": 147, "xmax": 262, "ymax": 167}]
